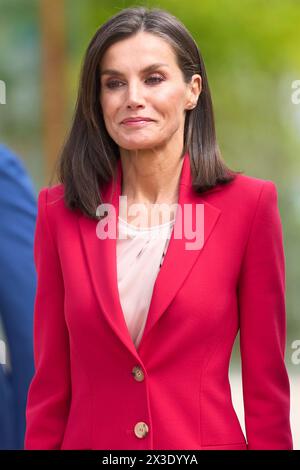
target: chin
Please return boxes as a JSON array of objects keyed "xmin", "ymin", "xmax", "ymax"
[{"xmin": 119, "ymin": 141, "xmax": 159, "ymax": 150}]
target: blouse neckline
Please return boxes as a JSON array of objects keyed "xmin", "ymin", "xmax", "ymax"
[{"xmin": 118, "ymin": 215, "xmax": 175, "ymax": 234}]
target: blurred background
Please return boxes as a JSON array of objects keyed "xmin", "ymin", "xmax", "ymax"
[{"xmin": 0, "ymin": 0, "xmax": 299, "ymax": 449}]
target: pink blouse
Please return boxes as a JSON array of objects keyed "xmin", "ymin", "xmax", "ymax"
[{"xmin": 116, "ymin": 215, "xmax": 175, "ymax": 349}]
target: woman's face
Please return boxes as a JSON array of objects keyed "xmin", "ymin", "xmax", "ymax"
[{"xmin": 99, "ymin": 32, "xmax": 201, "ymax": 152}]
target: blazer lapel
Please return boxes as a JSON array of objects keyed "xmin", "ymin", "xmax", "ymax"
[{"xmin": 78, "ymin": 152, "xmax": 222, "ymax": 360}]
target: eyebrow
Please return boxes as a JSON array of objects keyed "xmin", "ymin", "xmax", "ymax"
[{"xmin": 100, "ymin": 62, "xmax": 169, "ymax": 77}]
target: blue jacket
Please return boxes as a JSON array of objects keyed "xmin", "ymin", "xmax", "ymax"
[{"xmin": 0, "ymin": 144, "xmax": 37, "ymax": 449}]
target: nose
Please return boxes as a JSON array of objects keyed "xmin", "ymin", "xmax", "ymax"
[{"xmin": 125, "ymin": 81, "xmax": 145, "ymax": 109}]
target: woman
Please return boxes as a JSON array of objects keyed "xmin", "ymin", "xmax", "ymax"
[{"xmin": 24, "ymin": 6, "xmax": 293, "ymax": 450}]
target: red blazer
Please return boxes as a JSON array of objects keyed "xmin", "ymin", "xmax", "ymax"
[{"xmin": 24, "ymin": 152, "xmax": 293, "ymax": 450}]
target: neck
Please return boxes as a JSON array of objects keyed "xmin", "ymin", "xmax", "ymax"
[{"xmin": 119, "ymin": 151, "xmax": 184, "ymax": 205}]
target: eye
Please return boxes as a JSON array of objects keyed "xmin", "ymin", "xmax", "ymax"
[
  {"xmin": 105, "ymin": 80, "xmax": 123, "ymax": 89},
  {"xmin": 145, "ymin": 75, "xmax": 164, "ymax": 85},
  {"xmin": 105, "ymin": 74, "xmax": 164, "ymax": 89}
]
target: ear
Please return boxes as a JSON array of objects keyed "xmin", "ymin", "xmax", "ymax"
[{"xmin": 185, "ymin": 74, "xmax": 202, "ymax": 110}]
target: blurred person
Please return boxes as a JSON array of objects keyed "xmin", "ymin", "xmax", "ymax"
[
  {"xmin": 0, "ymin": 143, "xmax": 37, "ymax": 449},
  {"xmin": 25, "ymin": 7, "xmax": 292, "ymax": 450}
]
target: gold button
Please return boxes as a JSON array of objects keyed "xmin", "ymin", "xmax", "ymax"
[
  {"xmin": 132, "ymin": 365, "xmax": 144, "ymax": 382},
  {"xmin": 134, "ymin": 421, "xmax": 149, "ymax": 438}
]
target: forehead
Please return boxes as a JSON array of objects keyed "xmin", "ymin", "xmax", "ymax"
[{"xmin": 100, "ymin": 32, "xmax": 177, "ymax": 69}]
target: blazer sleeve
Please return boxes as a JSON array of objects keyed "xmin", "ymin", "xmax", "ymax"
[
  {"xmin": 0, "ymin": 146, "xmax": 37, "ymax": 449},
  {"xmin": 237, "ymin": 181, "xmax": 293, "ymax": 450},
  {"xmin": 24, "ymin": 188, "xmax": 71, "ymax": 449}
]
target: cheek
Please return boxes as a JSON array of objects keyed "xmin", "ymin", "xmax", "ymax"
[
  {"xmin": 100, "ymin": 93, "xmax": 118, "ymax": 119},
  {"xmin": 153, "ymin": 87, "xmax": 185, "ymax": 114}
]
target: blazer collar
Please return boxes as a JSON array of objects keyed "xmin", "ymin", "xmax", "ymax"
[{"xmin": 78, "ymin": 152, "xmax": 221, "ymax": 361}]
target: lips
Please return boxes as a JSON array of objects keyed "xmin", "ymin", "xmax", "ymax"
[{"xmin": 121, "ymin": 117, "xmax": 154, "ymax": 124}]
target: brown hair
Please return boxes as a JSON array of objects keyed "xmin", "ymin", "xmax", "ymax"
[{"xmin": 53, "ymin": 6, "xmax": 242, "ymax": 219}]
